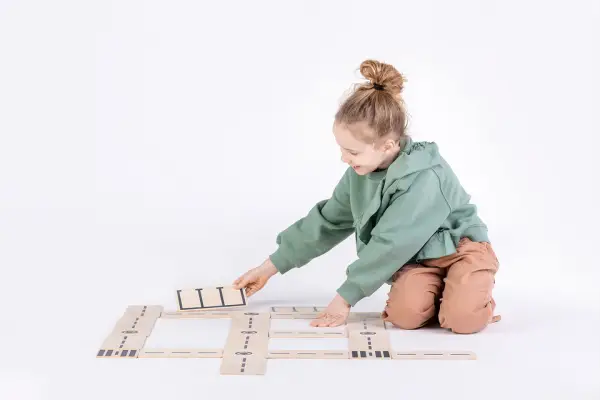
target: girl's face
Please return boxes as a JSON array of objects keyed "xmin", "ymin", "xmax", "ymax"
[{"xmin": 332, "ymin": 121, "xmax": 400, "ymax": 175}]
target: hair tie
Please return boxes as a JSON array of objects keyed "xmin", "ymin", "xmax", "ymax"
[{"xmin": 372, "ymin": 83, "xmax": 385, "ymax": 91}]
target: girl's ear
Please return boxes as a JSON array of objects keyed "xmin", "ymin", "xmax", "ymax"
[{"xmin": 384, "ymin": 139, "xmax": 398, "ymax": 152}]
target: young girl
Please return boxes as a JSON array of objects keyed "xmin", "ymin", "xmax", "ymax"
[{"xmin": 233, "ymin": 59, "xmax": 499, "ymax": 334}]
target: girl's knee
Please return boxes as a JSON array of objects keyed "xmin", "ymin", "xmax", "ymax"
[
  {"xmin": 439, "ymin": 297, "xmax": 495, "ymax": 334},
  {"xmin": 383, "ymin": 289, "xmax": 437, "ymax": 330}
]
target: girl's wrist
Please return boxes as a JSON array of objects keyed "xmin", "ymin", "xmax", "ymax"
[
  {"xmin": 336, "ymin": 293, "xmax": 351, "ymax": 308},
  {"xmin": 263, "ymin": 258, "xmax": 278, "ymax": 276}
]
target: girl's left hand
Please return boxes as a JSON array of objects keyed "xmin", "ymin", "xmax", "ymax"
[{"xmin": 310, "ymin": 294, "xmax": 351, "ymax": 327}]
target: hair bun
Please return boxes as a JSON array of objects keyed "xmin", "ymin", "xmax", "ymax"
[{"xmin": 359, "ymin": 59, "xmax": 405, "ymax": 96}]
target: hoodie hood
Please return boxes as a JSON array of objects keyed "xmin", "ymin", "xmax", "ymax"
[{"xmin": 367, "ymin": 136, "xmax": 442, "ymax": 190}]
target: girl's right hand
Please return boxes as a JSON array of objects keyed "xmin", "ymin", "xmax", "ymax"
[{"xmin": 232, "ymin": 258, "xmax": 278, "ymax": 297}]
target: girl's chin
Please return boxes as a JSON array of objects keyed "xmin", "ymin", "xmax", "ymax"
[{"xmin": 352, "ymin": 165, "xmax": 370, "ymax": 174}]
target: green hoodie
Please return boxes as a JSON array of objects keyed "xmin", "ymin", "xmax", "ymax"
[{"xmin": 269, "ymin": 137, "xmax": 490, "ymax": 306}]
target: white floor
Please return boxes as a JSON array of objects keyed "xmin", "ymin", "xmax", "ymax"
[
  {"xmin": 1, "ymin": 286, "xmax": 598, "ymax": 400},
  {"xmin": 1, "ymin": 211, "xmax": 599, "ymax": 399}
]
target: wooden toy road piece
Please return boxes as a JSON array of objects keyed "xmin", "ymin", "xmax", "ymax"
[
  {"xmin": 97, "ymin": 300, "xmax": 476, "ymax": 375},
  {"xmin": 176, "ymin": 286, "xmax": 247, "ymax": 311}
]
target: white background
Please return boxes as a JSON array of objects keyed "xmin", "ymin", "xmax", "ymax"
[{"xmin": 1, "ymin": 0, "xmax": 599, "ymax": 399}]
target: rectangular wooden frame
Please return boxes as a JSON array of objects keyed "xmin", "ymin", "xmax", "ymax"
[{"xmin": 97, "ymin": 305, "xmax": 476, "ymax": 374}]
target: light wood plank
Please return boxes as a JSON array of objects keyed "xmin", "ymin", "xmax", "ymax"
[
  {"xmin": 230, "ymin": 312, "xmax": 271, "ymax": 330},
  {"xmin": 345, "ymin": 318, "xmax": 386, "ymax": 332},
  {"xmin": 269, "ymin": 330, "xmax": 347, "ymax": 338},
  {"xmin": 160, "ymin": 311, "xmax": 232, "ymax": 319},
  {"xmin": 177, "ymin": 286, "xmax": 247, "ymax": 311},
  {"xmin": 220, "ymin": 351, "xmax": 267, "ymax": 375},
  {"xmin": 139, "ymin": 349, "xmax": 223, "ymax": 358},
  {"xmin": 347, "ymin": 312, "xmax": 382, "ymax": 320},
  {"xmin": 220, "ymin": 312, "xmax": 270, "ymax": 375},
  {"xmin": 268, "ymin": 350, "xmax": 349, "ymax": 359},
  {"xmin": 347, "ymin": 320, "xmax": 391, "ymax": 360},
  {"xmin": 111, "ymin": 317, "xmax": 158, "ymax": 336},
  {"xmin": 270, "ymin": 312, "xmax": 320, "ymax": 319},
  {"xmin": 392, "ymin": 351, "xmax": 476, "ymax": 360},
  {"xmin": 125, "ymin": 305, "xmax": 163, "ymax": 318},
  {"xmin": 101, "ymin": 334, "xmax": 147, "ymax": 349},
  {"xmin": 270, "ymin": 306, "xmax": 325, "ymax": 313}
]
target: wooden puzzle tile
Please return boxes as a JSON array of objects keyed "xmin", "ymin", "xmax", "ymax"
[
  {"xmin": 347, "ymin": 329, "xmax": 391, "ymax": 360},
  {"xmin": 221, "ymin": 314, "xmax": 269, "ymax": 375},
  {"xmin": 111, "ymin": 317, "xmax": 158, "ymax": 336},
  {"xmin": 230, "ymin": 312, "xmax": 271, "ymax": 330},
  {"xmin": 177, "ymin": 286, "xmax": 247, "ymax": 311},
  {"xmin": 347, "ymin": 312, "xmax": 384, "ymax": 321},
  {"xmin": 349, "ymin": 349, "xmax": 392, "ymax": 359},
  {"xmin": 138, "ymin": 349, "xmax": 223, "ymax": 358},
  {"xmin": 345, "ymin": 318, "xmax": 386, "ymax": 332},
  {"xmin": 220, "ymin": 351, "xmax": 267, "ymax": 375},
  {"xmin": 222, "ymin": 329, "xmax": 269, "ymax": 355},
  {"xmin": 160, "ymin": 311, "xmax": 232, "ymax": 319},
  {"xmin": 101, "ymin": 334, "xmax": 147, "ymax": 349},
  {"xmin": 270, "ymin": 306, "xmax": 325, "ymax": 313},
  {"xmin": 268, "ymin": 350, "xmax": 349, "ymax": 359},
  {"xmin": 270, "ymin": 312, "xmax": 320, "ymax": 319},
  {"xmin": 269, "ymin": 330, "xmax": 347, "ymax": 338},
  {"xmin": 96, "ymin": 348, "xmax": 140, "ymax": 358},
  {"xmin": 348, "ymin": 330, "xmax": 390, "ymax": 350},
  {"xmin": 392, "ymin": 351, "xmax": 476, "ymax": 360},
  {"xmin": 125, "ymin": 305, "xmax": 163, "ymax": 318}
]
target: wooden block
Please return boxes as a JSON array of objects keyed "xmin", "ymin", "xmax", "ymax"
[
  {"xmin": 349, "ymin": 349, "xmax": 392, "ymax": 359},
  {"xmin": 101, "ymin": 334, "xmax": 147, "ymax": 349},
  {"xmin": 270, "ymin": 306, "xmax": 325, "ymax": 313},
  {"xmin": 345, "ymin": 318, "xmax": 386, "ymax": 332},
  {"xmin": 160, "ymin": 311, "xmax": 232, "ymax": 319},
  {"xmin": 125, "ymin": 305, "xmax": 163, "ymax": 318},
  {"xmin": 97, "ymin": 333, "xmax": 147, "ymax": 359},
  {"xmin": 221, "ymin": 312, "xmax": 270, "ymax": 375},
  {"xmin": 96, "ymin": 348, "xmax": 140, "ymax": 358},
  {"xmin": 392, "ymin": 351, "xmax": 477, "ymax": 360},
  {"xmin": 270, "ymin": 312, "xmax": 320, "ymax": 319},
  {"xmin": 230, "ymin": 312, "xmax": 271, "ymax": 330},
  {"xmin": 138, "ymin": 349, "xmax": 223, "ymax": 358},
  {"xmin": 348, "ymin": 330, "xmax": 390, "ymax": 350},
  {"xmin": 111, "ymin": 317, "xmax": 158, "ymax": 336},
  {"xmin": 348, "ymin": 312, "xmax": 383, "ymax": 321},
  {"xmin": 220, "ymin": 351, "xmax": 267, "ymax": 375},
  {"xmin": 268, "ymin": 350, "xmax": 349, "ymax": 359},
  {"xmin": 347, "ymin": 329, "xmax": 391, "ymax": 360},
  {"xmin": 347, "ymin": 313, "xmax": 391, "ymax": 361},
  {"xmin": 177, "ymin": 286, "xmax": 247, "ymax": 311},
  {"xmin": 269, "ymin": 330, "xmax": 347, "ymax": 338},
  {"xmin": 97, "ymin": 336, "xmax": 142, "ymax": 359},
  {"xmin": 222, "ymin": 329, "xmax": 269, "ymax": 355}
]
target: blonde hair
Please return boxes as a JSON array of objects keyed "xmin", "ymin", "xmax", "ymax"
[{"xmin": 335, "ymin": 59, "xmax": 408, "ymax": 142}]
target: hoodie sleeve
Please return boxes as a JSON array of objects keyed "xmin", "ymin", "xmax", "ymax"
[
  {"xmin": 269, "ymin": 168, "xmax": 355, "ymax": 274},
  {"xmin": 336, "ymin": 169, "xmax": 451, "ymax": 306}
]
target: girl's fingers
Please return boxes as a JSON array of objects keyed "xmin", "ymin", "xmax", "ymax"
[
  {"xmin": 246, "ymin": 281, "xmax": 262, "ymax": 297},
  {"xmin": 234, "ymin": 275, "xmax": 251, "ymax": 290},
  {"xmin": 311, "ymin": 313, "xmax": 331, "ymax": 327}
]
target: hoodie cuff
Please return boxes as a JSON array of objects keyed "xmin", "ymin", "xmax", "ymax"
[
  {"xmin": 336, "ymin": 280, "xmax": 366, "ymax": 307},
  {"xmin": 269, "ymin": 248, "xmax": 295, "ymax": 275}
]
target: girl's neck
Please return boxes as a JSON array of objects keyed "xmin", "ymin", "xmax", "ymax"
[{"xmin": 377, "ymin": 147, "xmax": 402, "ymax": 170}]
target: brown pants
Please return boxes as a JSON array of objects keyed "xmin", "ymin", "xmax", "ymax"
[{"xmin": 382, "ymin": 238, "xmax": 499, "ymax": 334}]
